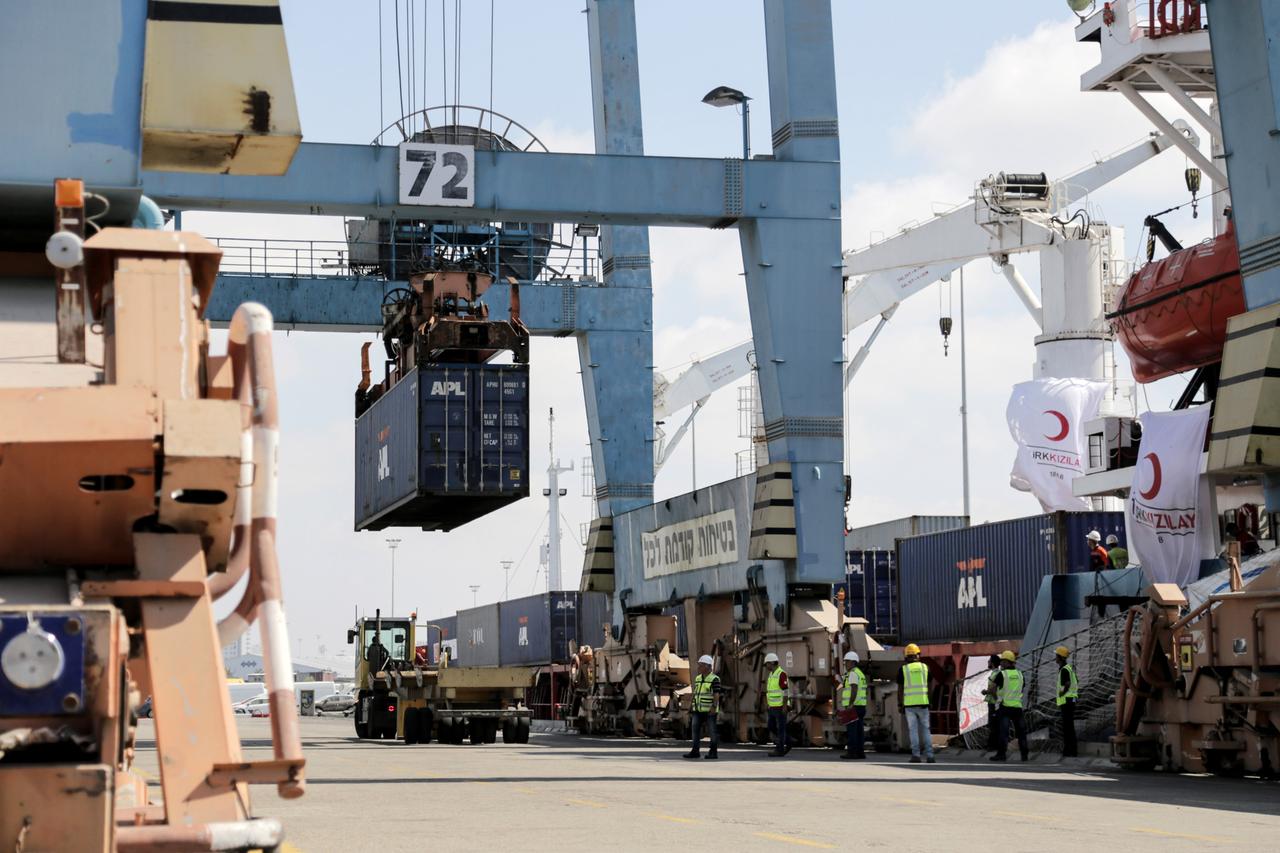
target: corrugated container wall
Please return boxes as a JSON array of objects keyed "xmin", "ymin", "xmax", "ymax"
[
  {"xmin": 355, "ymin": 364, "xmax": 530, "ymax": 532},
  {"xmin": 845, "ymin": 515, "xmax": 969, "ymax": 552},
  {"xmin": 842, "ymin": 549, "xmax": 897, "ymax": 639},
  {"xmin": 578, "ymin": 592, "xmax": 613, "ymax": 650},
  {"xmin": 456, "ymin": 604, "xmax": 501, "ymax": 667},
  {"xmin": 896, "ymin": 511, "xmax": 1125, "ymax": 645},
  {"xmin": 499, "ymin": 592, "xmax": 580, "ymax": 667},
  {"xmin": 661, "ymin": 603, "xmax": 689, "ymax": 656}
]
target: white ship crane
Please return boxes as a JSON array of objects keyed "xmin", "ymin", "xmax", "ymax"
[{"xmin": 841, "ymin": 122, "xmax": 1198, "ymax": 402}]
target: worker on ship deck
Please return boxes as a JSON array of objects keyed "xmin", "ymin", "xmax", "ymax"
[
  {"xmin": 1106, "ymin": 534, "xmax": 1129, "ymax": 569},
  {"xmin": 837, "ymin": 650, "xmax": 867, "ymax": 760},
  {"xmin": 989, "ymin": 650, "xmax": 1029, "ymax": 762},
  {"xmin": 1055, "ymin": 646, "xmax": 1079, "ymax": 758},
  {"xmin": 1087, "ymin": 530, "xmax": 1112, "ymax": 571},
  {"xmin": 763, "ymin": 652, "xmax": 791, "ymax": 757},
  {"xmin": 898, "ymin": 644, "xmax": 934, "ymax": 763},
  {"xmin": 684, "ymin": 654, "xmax": 721, "ymax": 761}
]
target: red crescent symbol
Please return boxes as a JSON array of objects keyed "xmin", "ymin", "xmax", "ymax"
[
  {"xmin": 1043, "ymin": 410, "xmax": 1069, "ymax": 442},
  {"xmin": 1139, "ymin": 453, "xmax": 1162, "ymax": 500}
]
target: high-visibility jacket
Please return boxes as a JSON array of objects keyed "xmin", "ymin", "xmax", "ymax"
[
  {"xmin": 1000, "ymin": 668, "xmax": 1024, "ymax": 709},
  {"xmin": 1056, "ymin": 663, "xmax": 1079, "ymax": 706},
  {"xmin": 840, "ymin": 668, "xmax": 868, "ymax": 709},
  {"xmin": 902, "ymin": 661, "xmax": 929, "ymax": 707},
  {"xmin": 693, "ymin": 673, "xmax": 720, "ymax": 713},
  {"xmin": 766, "ymin": 668, "xmax": 787, "ymax": 708},
  {"xmin": 986, "ymin": 669, "xmax": 999, "ymax": 706}
]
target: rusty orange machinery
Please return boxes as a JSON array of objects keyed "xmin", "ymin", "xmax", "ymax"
[
  {"xmin": 0, "ymin": 217, "xmax": 304, "ymax": 850},
  {"xmin": 1112, "ymin": 566, "xmax": 1280, "ymax": 776}
]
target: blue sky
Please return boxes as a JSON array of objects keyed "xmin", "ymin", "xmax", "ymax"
[{"xmin": 199, "ymin": 2, "xmax": 1217, "ymax": 663}]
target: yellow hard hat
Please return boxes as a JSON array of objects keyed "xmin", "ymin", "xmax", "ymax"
[
  {"xmin": 1055, "ymin": 646, "xmax": 1070, "ymax": 658},
  {"xmin": 1000, "ymin": 650, "xmax": 1016, "ymax": 662},
  {"xmin": 904, "ymin": 643, "xmax": 921, "ymax": 655}
]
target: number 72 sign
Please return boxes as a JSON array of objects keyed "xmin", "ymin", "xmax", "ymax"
[{"xmin": 398, "ymin": 142, "xmax": 475, "ymax": 207}]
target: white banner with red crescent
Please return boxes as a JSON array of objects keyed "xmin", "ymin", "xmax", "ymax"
[
  {"xmin": 957, "ymin": 656, "xmax": 990, "ymax": 735},
  {"xmin": 1127, "ymin": 407, "xmax": 1212, "ymax": 586},
  {"xmin": 1006, "ymin": 378, "xmax": 1108, "ymax": 511}
]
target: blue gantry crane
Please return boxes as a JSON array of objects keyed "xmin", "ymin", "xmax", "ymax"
[{"xmin": 0, "ymin": 1, "xmax": 846, "ymax": 637}]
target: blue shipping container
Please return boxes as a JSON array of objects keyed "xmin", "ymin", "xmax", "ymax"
[
  {"xmin": 499, "ymin": 592, "xmax": 581, "ymax": 666},
  {"xmin": 896, "ymin": 511, "xmax": 1126, "ymax": 645},
  {"xmin": 354, "ymin": 364, "xmax": 530, "ymax": 532},
  {"xmin": 844, "ymin": 549, "xmax": 898, "ymax": 639},
  {"xmin": 578, "ymin": 592, "xmax": 613, "ymax": 649}
]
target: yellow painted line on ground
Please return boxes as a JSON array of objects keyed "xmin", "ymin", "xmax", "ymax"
[
  {"xmin": 650, "ymin": 813, "xmax": 699, "ymax": 825},
  {"xmin": 753, "ymin": 831, "xmax": 836, "ymax": 849},
  {"xmin": 1130, "ymin": 827, "xmax": 1235, "ymax": 844},
  {"xmin": 566, "ymin": 798, "xmax": 608, "ymax": 809},
  {"xmin": 281, "ymin": 843, "xmax": 305, "ymax": 853},
  {"xmin": 879, "ymin": 795, "xmax": 937, "ymax": 806},
  {"xmin": 992, "ymin": 810, "xmax": 1061, "ymax": 823}
]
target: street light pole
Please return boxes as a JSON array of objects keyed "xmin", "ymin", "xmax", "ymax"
[
  {"xmin": 386, "ymin": 538, "xmax": 401, "ymax": 616},
  {"xmin": 501, "ymin": 560, "xmax": 513, "ymax": 601},
  {"xmin": 469, "ymin": 585, "xmax": 480, "ymax": 607}
]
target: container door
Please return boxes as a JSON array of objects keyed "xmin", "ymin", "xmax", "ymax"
[{"xmin": 420, "ymin": 367, "xmax": 469, "ymax": 493}]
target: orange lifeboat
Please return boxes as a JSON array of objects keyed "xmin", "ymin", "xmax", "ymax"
[{"xmin": 1110, "ymin": 218, "xmax": 1247, "ymax": 383}]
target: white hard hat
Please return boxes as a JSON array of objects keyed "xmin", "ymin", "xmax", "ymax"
[
  {"xmin": 843, "ymin": 651, "xmax": 859, "ymax": 663},
  {"xmin": 1106, "ymin": 534, "xmax": 1119, "ymax": 545},
  {"xmin": 764, "ymin": 652, "xmax": 779, "ymax": 664},
  {"xmin": 1087, "ymin": 530, "xmax": 1102, "ymax": 542},
  {"xmin": 698, "ymin": 654, "xmax": 714, "ymax": 666}
]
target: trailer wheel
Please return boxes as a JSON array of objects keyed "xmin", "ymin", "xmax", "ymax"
[
  {"xmin": 483, "ymin": 719, "xmax": 499, "ymax": 744},
  {"xmin": 403, "ymin": 708, "xmax": 420, "ymax": 744},
  {"xmin": 502, "ymin": 719, "xmax": 517, "ymax": 744},
  {"xmin": 419, "ymin": 709, "xmax": 434, "ymax": 744},
  {"xmin": 438, "ymin": 716, "xmax": 453, "ymax": 744},
  {"xmin": 469, "ymin": 718, "xmax": 487, "ymax": 745},
  {"xmin": 355, "ymin": 720, "xmax": 370, "ymax": 739},
  {"xmin": 516, "ymin": 717, "xmax": 531, "ymax": 744},
  {"xmin": 452, "ymin": 717, "xmax": 467, "ymax": 745}
]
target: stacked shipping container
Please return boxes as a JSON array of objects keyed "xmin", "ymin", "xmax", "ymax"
[{"xmin": 895, "ymin": 511, "xmax": 1126, "ymax": 645}]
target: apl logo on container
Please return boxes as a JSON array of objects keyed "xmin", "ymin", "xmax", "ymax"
[
  {"xmin": 430, "ymin": 380, "xmax": 465, "ymax": 397},
  {"xmin": 376, "ymin": 426, "xmax": 392, "ymax": 481},
  {"xmin": 518, "ymin": 615, "xmax": 529, "ymax": 647},
  {"xmin": 956, "ymin": 557, "xmax": 989, "ymax": 609}
]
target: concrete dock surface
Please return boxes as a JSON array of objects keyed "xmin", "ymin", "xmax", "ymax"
[{"xmin": 134, "ymin": 717, "xmax": 1279, "ymax": 852}]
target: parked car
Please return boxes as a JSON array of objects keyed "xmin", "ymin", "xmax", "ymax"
[
  {"xmin": 137, "ymin": 697, "xmax": 154, "ymax": 718},
  {"xmin": 238, "ymin": 696, "xmax": 271, "ymax": 718},
  {"xmin": 315, "ymin": 693, "xmax": 356, "ymax": 716}
]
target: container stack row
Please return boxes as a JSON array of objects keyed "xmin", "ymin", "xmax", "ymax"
[
  {"xmin": 837, "ymin": 511, "xmax": 1129, "ymax": 647},
  {"xmin": 423, "ymin": 591, "xmax": 613, "ymax": 668}
]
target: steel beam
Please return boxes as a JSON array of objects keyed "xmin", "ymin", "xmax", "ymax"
[
  {"xmin": 141, "ymin": 144, "xmax": 838, "ymax": 226},
  {"xmin": 740, "ymin": 0, "xmax": 844, "ymax": 587},
  {"xmin": 584, "ymin": 0, "xmax": 656, "ymax": 519},
  {"xmin": 206, "ymin": 275, "xmax": 650, "ymax": 336},
  {"xmin": 1207, "ymin": 0, "xmax": 1280, "ymax": 310}
]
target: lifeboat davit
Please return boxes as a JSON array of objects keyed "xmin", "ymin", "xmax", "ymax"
[{"xmin": 1111, "ymin": 220, "xmax": 1247, "ymax": 383}]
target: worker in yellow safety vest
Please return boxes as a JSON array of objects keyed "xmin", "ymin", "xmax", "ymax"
[
  {"xmin": 837, "ymin": 650, "xmax": 868, "ymax": 760},
  {"xmin": 898, "ymin": 644, "xmax": 934, "ymax": 763},
  {"xmin": 1055, "ymin": 646, "xmax": 1079, "ymax": 757},
  {"xmin": 989, "ymin": 650, "xmax": 1029, "ymax": 762},
  {"xmin": 684, "ymin": 654, "xmax": 721, "ymax": 760},
  {"xmin": 764, "ymin": 651, "xmax": 790, "ymax": 757},
  {"xmin": 981, "ymin": 654, "xmax": 1000, "ymax": 749}
]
